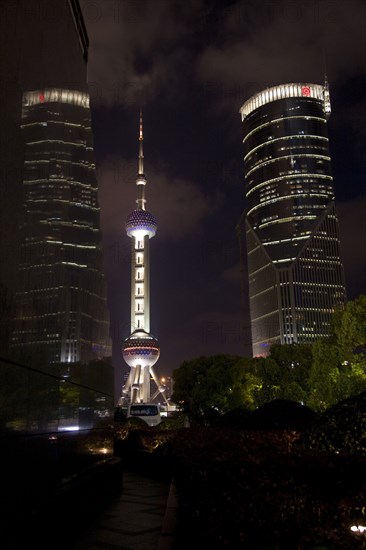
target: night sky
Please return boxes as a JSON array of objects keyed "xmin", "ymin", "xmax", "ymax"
[{"xmin": 79, "ymin": 0, "xmax": 366, "ymax": 392}]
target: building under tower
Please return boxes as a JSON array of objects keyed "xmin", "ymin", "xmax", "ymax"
[
  {"xmin": 119, "ymin": 113, "xmax": 166, "ymax": 405},
  {"xmin": 239, "ymin": 82, "xmax": 346, "ymax": 357}
]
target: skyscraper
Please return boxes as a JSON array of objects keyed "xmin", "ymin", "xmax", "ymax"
[
  {"xmin": 0, "ymin": 0, "xmax": 89, "ymax": 297},
  {"xmin": 239, "ymin": 82, "xmax": 346, "ymax": 357},
  {"xmin": 9, "ymin": 2, "xmax": 111, "ymax": 365}
]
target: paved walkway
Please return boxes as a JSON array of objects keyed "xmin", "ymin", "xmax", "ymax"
[{"xmin": 70, "ymin": 469, "xmax": 177, "ymax": 550}]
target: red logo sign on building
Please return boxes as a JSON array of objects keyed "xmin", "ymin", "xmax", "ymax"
[{"xmin": 302, "ymin": 86, "xmax": 311, "ymax": 97}]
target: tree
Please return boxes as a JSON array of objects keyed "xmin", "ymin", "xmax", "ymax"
[
  {"xmin": 331, "ymin": 295, "xmax": 366, "ymax": 361},
  {"xmin": 172, "ymin": 355, "xmax": 246, "ymax": 424},
  {"xmin": 308, "ymin": 295, "xmax": 366, "ymax": 412},
  {"xmin": 247, "ymin": 356, "xmax": 283, "ymax": 407},
  {"xmin": 268, "ymin": 343, "xmax": 312, "ymax": 403},
  {"xmin": 307, "ymin": 338, "xmax": 340, "ymax": 412},
  {"xmin": 171, "ymin": 297, "xmax": 366, "ymax": 419}
]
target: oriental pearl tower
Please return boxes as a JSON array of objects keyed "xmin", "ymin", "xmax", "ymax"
[{"xmin": 120, "ymin": 112, "xmax": 166, "ymax": 405}]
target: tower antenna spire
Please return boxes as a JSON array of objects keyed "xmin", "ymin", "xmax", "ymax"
[
  {"xmin": 138, "ymin": 108, "xmax": 144, "ymax": 176},
  {"xmin": 322, "ymin": 56, "xmax": 331, "ymax": 119}
]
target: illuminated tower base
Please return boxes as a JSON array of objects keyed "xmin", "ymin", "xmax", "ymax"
[{"xmin": 122, "ymin": 330, "xmax": 165, "ymax": 403}]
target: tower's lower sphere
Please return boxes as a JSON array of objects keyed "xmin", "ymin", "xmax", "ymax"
[{"xmin": 122, "ymin": 329, "xmax": 160, "ymax": 368}]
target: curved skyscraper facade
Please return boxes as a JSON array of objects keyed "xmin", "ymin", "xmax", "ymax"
[
  {"xmin": 11, "ymin": 89, "xmax": 110, "ymax": 364},
  {"xmin": 239, "ymin": 83, "xmax": 346, "ymax": 356},
  {"xmin": 8, "ymin": 1, "xmax": 111, "ymax": 366}
]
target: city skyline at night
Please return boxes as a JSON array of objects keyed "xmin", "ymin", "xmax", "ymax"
[
  {"xmin": 0, "ymin": 0, "xmax": 365, "ymax": 400},
  {"xmin": 0, "ymin": 4, "xmax": 365, "ymax": 545},
  {"xmin": 76, "ymin": 0, "xmax": 365, "ymax": 393}
]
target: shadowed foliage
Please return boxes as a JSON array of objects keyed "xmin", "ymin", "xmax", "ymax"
[{"xmin": 245, "ymin": 399, "xmax": 320, "ymax": 430}]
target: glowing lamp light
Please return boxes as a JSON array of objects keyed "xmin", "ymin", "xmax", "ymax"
[
  {"xmin": 302, "ymin": 86, "xmax": 311, "ymax": 97},
  {"xmin": 351, "ymin": 525, "xmax": 366, "ymax": 533},
  {"xmin": 58, "ymin": 425, "xmax": 80, "ymax": 432}
]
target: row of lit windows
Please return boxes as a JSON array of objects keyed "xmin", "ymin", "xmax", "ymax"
[
  {"xmin": 27, "ymin": 139, "xmax": 86, "ymax": 148},
  {"xmin": 39, "ymin": 220, "xmax": 99, "ymax": 231},
  {"xmin": 244, "ymin": 134, "xmax": 328, "ymax": 163},
  {"xmin": 24, "ymin": 178, "xmax": 97, "ymax": 190},
  {"xmin": 25, "ymin": 159, "xmax": 93, "ymax": 169},
  {"xmin": 25, "ymin": 198, "xmax": 99, "ymax": 211},
  {"xmin": 246, "ymin": 153, "xmax": 331, "ymax": 178},
  {"xmin": 246, "ymin": 173, "xmax": 333, "ymax": 197},
  {"xmin": 25, "ymin": 157, "xmax": 95, "ymax": 169},
  {"xmin": 262, "ymin": 234, "xmax": 310, "ymax": 246},
  {"xmin": 254, "ymin": 182, "xmax": 333, "ymax": 201},
  {"xmin": 248, "ymin": 193, "xmax": 330, "ymax": 216},
  {"xmin": 22, "ymin": 121, "xmax": 83, "ymax": 131},
  {"xmin": 278, "ymin": 143, "xmax": 328, "ymax": 153},
  {"xmin": 248, "ymin": 149, "xmax": 329, "ymax": 171},
  {"xmin": 272, "ymin": 257, "xmax": 297, "ymax": 264},
  {"xmin": 291, "ymin": 307, "xmax": 335, "ymax": 313},
  {"xmin": 298, "ymin": 257, "xmax": 343, "ymax": 264},
  {"xmin": 247, "ymin": 165, "xmax": 329, "ymax": 188},
  {"xmin": 256, "ymin": 214, "xmax": 317, "ymax": 229},
  {"xmin": 242, "ymin": 115, "xmax": 326, "ymax": 144},
  {"xmin": 260, "ymin": 214, "xmax": 278, "ymax": 223},
  {"xmin": 246, "ymin": 122, "xmax": 328, "ymax": 154},
  {"xmin": 260, "ymin": 192, "xmax": 278, "ymax": 202}
]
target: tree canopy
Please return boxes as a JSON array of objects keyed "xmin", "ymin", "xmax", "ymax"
[
  {"xmin": 172, "ymin": 296, "xmax": 366, "ymax": 422},
  {"xmin": 172, "ymin": 354, "xmax": 246, "ymax": 424}
]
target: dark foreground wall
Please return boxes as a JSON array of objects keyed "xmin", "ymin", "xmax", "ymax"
[{"xmin": 0, "ymin": 357, "xmax": 122, "ymax": 548}]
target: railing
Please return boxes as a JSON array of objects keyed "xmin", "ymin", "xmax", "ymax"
[{"xmin": 0, "ymin": 355, "xmax": 118, "ymax": 542}]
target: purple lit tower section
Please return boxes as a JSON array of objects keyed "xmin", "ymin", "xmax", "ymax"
[{"xmin": 120, "ymin": 113, "xmax": 166, "ymax": 404}]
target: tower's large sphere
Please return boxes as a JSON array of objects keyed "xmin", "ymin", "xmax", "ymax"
[
  {"xmin": 122, "ymin": 329, "xmax": 160, "ymax": 368},
  {"xmin": 126, "ymin": 209, "xmax": 157, "ymax": 238}
]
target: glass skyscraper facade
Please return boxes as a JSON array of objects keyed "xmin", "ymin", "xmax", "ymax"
[
  {"xmin": 240, "ymin": 83, "xmax": 346, "ymax": 357},
  {"xmin": 0, "ymin": 5, "xmax": 118, "ymax": 519},
  {"xmin": 7, "ymin": 2, "xmax": 111, "ymax": 366},
  {"xmin": 11, "ymin": 88, "xmax": 110, "ymax": 364}
]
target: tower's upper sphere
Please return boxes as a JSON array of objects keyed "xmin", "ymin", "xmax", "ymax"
[
  {"xmin": 122, "ymin": 329, "xmax": 160, "ymax": 367},
  {"xmin": 126, "ymin": 209, "xmax": 157, "ymax": 238}
]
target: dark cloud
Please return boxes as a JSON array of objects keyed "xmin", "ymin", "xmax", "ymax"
[
  {"xmin": 97, "ymin": 156, "xmax": 211, "ymax": 241},
  {"xmin": 198, "ymin": 0, "xmax": 366, "ymax": 110},
  {"xmin": 82, "ymin": 0, "xmax": 365, "ymax": 111},
  {"xmin": 81, "ymin": 0, "xmax": 207, "ymax": 106}
]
